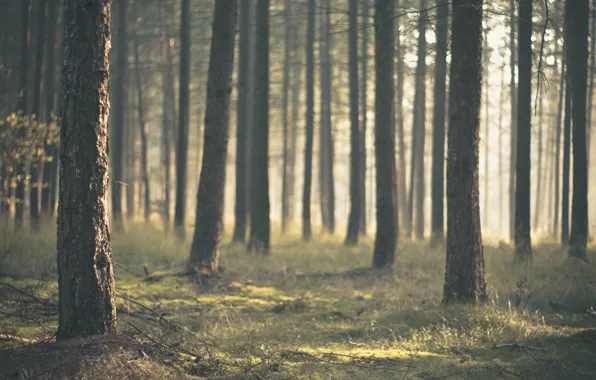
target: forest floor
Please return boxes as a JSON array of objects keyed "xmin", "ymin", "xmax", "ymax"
[{"xmin": 0, "ymin": 223, "xmax": 595, "ymax": 379}]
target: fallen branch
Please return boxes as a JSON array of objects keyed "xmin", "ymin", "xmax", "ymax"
[
  {"xmin": 0, "ymin": 333, "xmax": 37, "ymax": 344},
  {"xmin": 126, "ymin": 322, "xmax": 203, "ymax": 361},
  {"xmin": 492, "ymin": 343, "xmax": 545, "ymax": 351}
]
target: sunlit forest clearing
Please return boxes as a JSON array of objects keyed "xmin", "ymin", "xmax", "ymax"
[{"xmin": 1, "ymin": 0, "xmax": 596, "ymax": 378}]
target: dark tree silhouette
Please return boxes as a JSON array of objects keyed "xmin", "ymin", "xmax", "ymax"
[
  {"xmin": 359, "ymin": 0, "xmax": 370, "ymax": 235},
  {"xmin": 508, "ymin": 0, "xmax": 517, "ymax": 241},
  {"xmin": 281, "ymin": 0, "xmax": 291, "ymax": 233},
  {"xmin": 302, "ymin": 0, "xmax": 315, "ymax": 241},
  {"xmin": 443, "ymin": 0, "xmax": 487, "ymax": 305},
  {"xmin": 562, "ymin": 69, "xmax": 571, "ymax": 246},
  {"xmin": 57, "ymin": 0, "xmax": 117, "ymax": 340}
]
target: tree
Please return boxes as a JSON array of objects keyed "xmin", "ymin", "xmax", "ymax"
[
  {"xmin": 372, "ymin": 0, "xmax": 397, "ymax": 270},
  {"xmin": 248, "ymin": 0, "xmax": 270, "ymax": 252},
  {"xmin": 189, "ymin": 0, "xmax": 238, "ymax": 273},
  {"xmin": 360, "ymin": 0, "xmax": 370, "ymax": 235},
  {"xmin": 233, "ymin": 0, "xmax": 250, "ymax": 243},
  {"xmin": 281, "ymin": 0, "xmax": 291, "ymax": 233},
  {"xmin": 514, "ymin": 0, "xmax": 532, "ymax": 263},
  {"xmin": 562, "ymin": 68, "xmax": 571, "ymax": 246},
  {"xmin": 174, "ymin": 0, "xmax": 190, "ymax": 239},
  {"xmin": 430, "ymin": 0, "xmax": 449, "ymax": 245},
  {"xmin": 345, "ymin": 0, "xmax": 360, "ymax": 246},
  {"xmin": 302, "ymin": 0, "xmax": 315, "ymax": 241},
  {"xmin": 508, "ymin": 0, "xmax": 517, "ymax": 241},
  {"xmin": 443, "ymin": 0, "xmax": 487, "ymax": 305},
  {"xmin": 566, "ymin": 0, "xmax": 589, "ymax": 261},
  {"xmin": 57, "ymin": 0, "xmax": 117, "ymax": 340},
  {"xmin": 110, "ymin": 0, "xmax": 126, "ymax": 230},
  {"xmin": 395, "ymin": 0, "xmax": 406, "ymax": 234},
  {"xmin": 553, "ymin": 41, "xmax": 565, "ymax": 237}
]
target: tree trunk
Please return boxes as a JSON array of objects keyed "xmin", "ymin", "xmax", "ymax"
[
  {"xmin": 359, "ymin": 0, "xmax": 370, "ymax": 235},
  {"xmin": 566, "ymin": 0, "xmax": 589, "ymax": 261},
  {"xmin": 430, "ymin": 0, "xmax": 448, "ymax": 245},
  {"xmin": 514, "ymin": 0, "xmax": 532, "ymax": 263},
  {"xmin": 133, "ymin": 30, "xmax": 151, "ymax": 223},
  {"xmin": 553, "ymin": 43, "xmax": 565, "ymax": 237},
  {"xmin": 232, "ymin": 0, "xmax": 250, "ymax": 243},
  {"xmin": 587, "ymin": 0, "xmax": 596, "ymax": 167},
  {"xmin": 14, "ymin": 0, "xmax": 30, "ymax": 230},
  {"xmin": 482, "ymin": 21, "xmax": 489, "ymax": 231},
  {"xmin": 281, "ymin": 0, "xmax": 291, "ymax": 233},
  {"xmin": 508, "ymin": 0, "xmax": 517, "ymax": 242},
  {"xmin": 395, "ymin": 0, "xmax": 406, "ymax": 236},
  {"xmin": 345, "ymin": 0, "xmax": 360, "ymax": 245},
  {"xmin": 159, "ymin": 31, "xmax": 172, "ymax": 230},
  {"xmin": 302, "ymin": 0, "xmax": 315, "ymax": 241},
  {"xmin": 498, "ymin": 43, "xmax": 506, "ymax": 236},
  {"xmin": 533, "ymin": 88, "xmax": 543, "ymax": 230},
  {"xmin": 29, "ymin": 0, "xmax": 47, "ymax": 230},
  {"xmin": 126, "ymin": 78, "xmax": 136, "ymax": 220},
  {"xmin": 248, "ymin": 0, "xmax": 270, "ymax": 252},
  {"xmin": 324, "ymin": 0, "xmax": 335, "ymax": 234},
  {"xmin": 443, "ymin": 0, "xmax": 487, "ymax": 305},
  {"xmin": 57, "ymin": 0, "xmax": 117, "ymax": 340},
  {"xmin": 174, "ymin": 0, "xmax": 190, "ymax": 239},
  {"xmin": 287, "ymin": 33, "xmax": 301, "ymax": 232},
  {"xmin": 372, "ymin": 0, "xmax": 397, "ymax": 270},
  {"xmin": 189, "ymin": 0, "xmax": 238, "ymax": 273},
  {"xmin": 562, "ymin": 70, "xmax": 571, "ymax": 246},
  {"xmin": 110, "ymin": 0, "xmax": 126, "ymax": 230},
  {"xmin": 41, "ymin": 0, "xmax": 60, "ymax": 217}
]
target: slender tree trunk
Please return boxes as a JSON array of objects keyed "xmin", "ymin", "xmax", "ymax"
[
  {"xmin": 396, "ymin": 0, "xmax": 406, "ymax": 235},
  {"xmin": 533, "ymin": 89, "xmax": 543, "ymax": 230},
  {"xmin": 562, "ymin": 71, "xmax": 571, "ymax": 246},
  {"xmin": 324, "ymin": 0, "xmax": 335, "ymax": 234},
  {"xmin": 587, "ymin": 0, "xmax": 596, "ymax": 167},
  {"xmin": 345, "ymin": 0, "xmax": 360, "ymax": 245},
  {"xmin": 509, "ymin": 0, "xmax": 518, "ymax": 242},
  {"xmin": 443, "ymin": 0, "xmax": 487, "ymax": 305},
  {"xmin": 498, "ymin": 44, "xmax": 506, "ymax": 237},
  {"xmin": 482, "ymin": 21, "xmax": 489, "ymax": 231},
  {"xmin": 281, "ymin": 0, "xmax": 291, "ymax": 233},
  {"xmin": 29, "ymin": 0, "xmax": 47, "ymax": 229},
  {"xmin": 14, "ymin": 0, "xmax": 31, "ymax": 230},
  {"xmin": 110, "ymin": 0, "xmax": 126, "ymax": 230},
  {"xmin": 430, "ymin": 0, "xmax": 448, "ymax": 245},
  {"xmin": 514, "ymin": 0, "xmax": 532, "ymax": 262},
  {"xmin": 174, "ymin": 0, "xmax": 190, "ymax": 239},
  {"xmin": 189, "ymin": 0, "xmax": 238, "ymax": 272},
  {"xmin": 567, "ymin": 0, "xmax": 589, "ymax": 261},
  {"xmin": 133, "ymin": 31, "xmax": 151, "ymax": 223},
  {"xmin": 359, "ymin": 0, "xmax": 369, "ymax": 235},
  {"xmin": 302, "ymin": 0, "xmax": 315, "ymax": 241},
  {"xmin": 126, "ymin": 79, "xmax": 136, "ymax": 220},
  {"xmin": 41, "ymin": 0, "xmax": 59, "ymax": 217},
  {"xmin": 372, "ymin": 0, "xmax": 397, "ymax": 270},
  {"xmin": 288, "ymin": 35, "xmax": 301, "ymax": 231},
  {"xmin": 554, "ymin": 44, "xmax": 565, "ymax": 237},
  {"xmin": 57, "ymin": 0, "xmax": 117, "ymax": 340},
  {"xmin": 160, "ymin": 36, "xmax": 172, "ymax": 230},
  {"xmin": 248, "ymin": 0, "xmax": 270, "ymax": 252}
]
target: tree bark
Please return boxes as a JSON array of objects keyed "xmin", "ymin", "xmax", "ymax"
[
  {"xmin": 553, "ymin": 42, "xmax": 565, "ymax": 238},
  {"xmin": 248, "ymin": 0, "xmax": 270, "ymax": 252},
  {"xmin": 345, "ymin": 0, "xmax": 360, "ymax": 245},
  {"xmin": 57, "ymin": 0, "xmax": 117, "ymax": 340},
  {"xmin": 372, "ymin": 0, "xmax": 397, "ymax": 270},
  {"xmin": 189, "ymin": 0, "xmax": 238, "ymax": 273},
  {"xmin": 566, "ymin": 0, "xmax": 589, "ymax": 261},
  {"xmin": 533, "ymin": 87, "xmax": 543, "ymax": 230},
  {"xmin": 508, "ymin": 0, "xmax": 517, "ymax": 242},
  {"xmin": 430, "ymin": 0, "xmax": 448, "ymax": 245},
  {"xmin": 359, "ymin": 0, "xmax": 370, "ymax": 235},
  {"xmin": 302, "ymin": 0, "xmax": 315, "ymax": 241},
  {"xmin": 482, "ymin": 20, "xmax": 489, "ymax": 231},
  {"xmin": 174, "ymin": 0, "xmax": 190, "ymax": 239},
  {"xmin": 395, "ymin": 0, "xmax": 406, "ymax": 236},
  {"xmin": 498, "ymin": 43, "xmax": 506, "ymax": 236},
  {"xmin": 562, "ymin": 70, "xmax": 571, "ymax": 246},
  {"xmin": 514, "ymin": 0, "xmax": 532, "ymax": 263},
  {"xmin": 443, "ymin": 0, "xmax": 487, "ymax": 305},
  {"xmin": 281, "ymin": 0, "xmax": 291, "ymax": 233}
]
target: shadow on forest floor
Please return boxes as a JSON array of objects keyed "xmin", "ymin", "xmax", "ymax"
[{"xmin": 0, "ymin": 223, "xmax": 595, "ymax": 379}]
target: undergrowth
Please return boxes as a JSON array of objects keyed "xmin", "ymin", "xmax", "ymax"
[{"xmin": 0, "ymin": 221, "xmax": 595, "ymax": 379}]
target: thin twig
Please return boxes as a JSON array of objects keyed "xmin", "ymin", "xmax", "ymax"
[
  {"xmin": 492, "ymin": 343, "xmax": 545, "ymax": 351},
  {"xmin": 0, "ymin": 281, "xmax": 55, "ymax": 306}
]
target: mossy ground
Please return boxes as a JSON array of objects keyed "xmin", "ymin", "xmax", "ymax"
[{"xmin": 1, "ymin": 222, "xmax": 595, "ymax": 379}]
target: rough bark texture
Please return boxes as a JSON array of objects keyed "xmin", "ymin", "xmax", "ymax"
[
  {"xmin": 110, "ymin": 0, "xmax": 126, "ymax": 229},
  {"xmin": 41, "ymin": 0, "xmax": 60, "ymax": 217},
  {"xmin": 174, "ymin": 0, "xmax": 190, "ymax": 239},
  {"xmin": 359, "ymin": 0, "xmax": 369, "ymax": 235},
  {"xmin": 514, "ymin": 0, "xmax": 532, "ymax": 263},
  {"xmin": 566, "ymin": 0, "xmax": 589, "ymax": 261},
  {"xmin": 302, "ymin": 0, "xmax": 315, "ymax": 241},
  {"xmin": 57, "ymin": 0, "xmax": 117, "ymax": 340},
  {"xmin": 248, "ymin": 0, "xmax": 270, "ymax": 253},
  {"xmin": 443, "ymin": 0, "xmax": 487, "ymax": 305},
  {"xmin": 189, "ymin": 0, "xmax": 238, "ymax": 272},
  {"xmin": 372, "ymin": 0, "xmax": 397, "ymax": 270},
  {"xmin": 430, "ymin": 0, "xmax": 448, "ymax": 245},
  {"xmin": 345, "ymin": 0, "xmax": 360, "ymax": 246}
]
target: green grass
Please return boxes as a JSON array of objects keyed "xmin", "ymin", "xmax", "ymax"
[{"xmin": 1, "ymin": 222, "xmax": 595, "ymax": 379}]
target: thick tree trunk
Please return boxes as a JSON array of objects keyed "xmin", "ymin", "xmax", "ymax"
[
  {"xmin": 189, "ymin": 0, "xmax": 238, "ymax": 273},
  {"xmin": 430, "ymin": 0, "xmax": 448, "ymax": 245},
  {"xmin": 110, "ymin": 0, "xmax": 126, "ymax": 230},
  {"xmin": 359, "ymin": 0, "xmax": 369, "ymax": 235},
  {"xmin": 41, "ymin": 0, "xmax": 60, "ymax": 217},
  {"xmin": 566, "ymin": 0, "xmax": 589, "ymax": 261},
  {"xmin": 345, "ymin": 0, "xmax": 360, "ymax": 246},
  {"xmin": 372, "ymin": 0, "xmax": 397, "ymax": 270},
  {"xmin": 508, "ymin": 0, "xmax": 517, "ymax": 242},
  {"xmin": 232, "ymin": 0, "xmax": 250, "ymax": 243},
  {"xmin": 29, "ymin": 0, "xmax": 47, "ymax": 230},
  {"xmin": 133, "ymin": 31, "xmax": 151, "ymax": 223},
  {"xmin": 57, "ymin": 0, "xmax": 117, "ymax": 340},
  {"xmin": 443, "ymin": 0, "xmax": 487, "ymax": 305},
  {"xmin": 514, "ymin": 0, "xmax": 532, "ymax": 263},
  {"xmin": 14, "ymin": 0, "xmax": 31, "ymax": 230},
  {"xmin": 248, "ymin": 0, "xmax": 270, "ymax": 252},
  {"xmin": 302, "ymin": 0, "xmax": 315, "ymax": 241},
  {"xmin": 562, "ymin": 72, "xmax": 571, "ymax": 246},
  {"xmin": 174, "ymin": 0, "xmax": 190, "ymax": 239}
]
